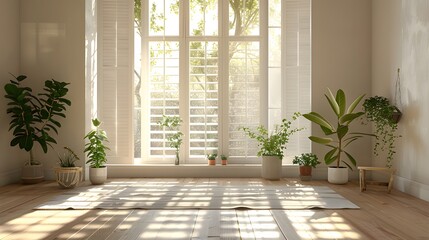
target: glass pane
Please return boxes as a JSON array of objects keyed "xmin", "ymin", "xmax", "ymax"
[
  {"xmin": 149, "ymin": 41, "xmax": 180, "ymax": 158},
  {"xmin": 189, "ymin": 41, "xmax": 219, "ymax": 158},
  {"xmin": 229, "ymin": 42, "xmax": 260, "ymax": 158},
  {"xmin": 134, "ymin": 24, "xmax": 142, "ymax": 158},
  {"xmin": 269, "ymin": 0, "xmax": 281, "ymax": 27},
  {"xmin": 269, "ymin": 28, "xmax": 281, "ymax": 67},
  {"xmin": 149, "ymin": 0, "xmax": 179, "ymax": 36},
  {"xmin": 190, "ymin": 0, "xmax": 218, "ymax": 36},
  {"xmin": 229, "ymin": 0, "xmax": 260, "ymax": 36},
  {"xmin": 268, "ymin": 67, "xmax": 281, "ymax": 109}
]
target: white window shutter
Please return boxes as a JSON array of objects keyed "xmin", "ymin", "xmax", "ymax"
[{"xmin": 98, "ymin": 0, "xmax": 134, "ymax": 164}]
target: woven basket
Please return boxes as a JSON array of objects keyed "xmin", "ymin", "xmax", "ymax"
[{"xmin": 54, "ymin": 167, "xmax": 83, "ymax": 189}]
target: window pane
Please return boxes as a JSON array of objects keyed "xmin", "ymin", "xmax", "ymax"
[
  {"xmin": 229, "ymin": 42, "xmax": 260, "ymax": 158},
  {"xmin": 149, "ymin": 41, "xmax": 180, "ymax": 159},
  {"xmin": 149, "ymin": 0, "xmax": 180, "ymax": 36},
  {"xmin": 189, "ymin": 41, "xmax": 219, "ymax": 158},
  {"xmin": 269, "ymin": 0, "xmax": 281, "ymax": 27},
  {"xmin": 190, "ymin": 0, "xmax": 218, "ymax": 36},
  {"xmin": 229, "ymin": 0, "xmax": 259, "ymax": 36}
]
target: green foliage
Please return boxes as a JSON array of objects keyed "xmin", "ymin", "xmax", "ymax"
[
  {"xmin": 207, "ymin": 153, "xmax": 217, "ymax": 160},
  {"xmin": 363, "ymin": 96, "xmax": 401, "ymax": 168},
  {"xmin": 303, "ymin": 89, "xmax": 373, "ymax": 169},
  {"xmin": 157, "ymin": 115, "xmax": 184, "ymax": 153},
  {"xmin": 4, "ymin": 74, "xmax": 71, "ymax": 165},
  {"xmin": 84, "ymin": 119, "xmax": 110, "ymax": 168},
  {"xmin": 293, "ymin": 153, "xmax": 320, "ymax": 168},
  {"xmin": 241, "ymin": 112, "xmax": 303, "ymax": 160},
  {"xmin": 58, "ymin": 147, "xmax": 80, "ymax": 167},
  {"xmin": 220, "ymin": 154, "xmax": 227, "ymax": 160}
]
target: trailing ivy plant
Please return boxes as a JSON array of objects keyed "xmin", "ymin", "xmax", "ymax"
[
  {"xmin": 4, "ymin": 74, "xmax": 71, "ymax": 165},
  {"xmin": 240, "ymin": 112, "xmax": 303, "ymax": 160},
  {"xmin": 362, "ymin": 96, "xmax": 401, "ymax": 168},
  {"xmin": 157, "ymin": 115, "xmax": 184, "ymax": 165}
]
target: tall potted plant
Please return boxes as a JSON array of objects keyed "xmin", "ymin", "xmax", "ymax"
[
  {"xmin": 303, "ymin": 89, "xmax": 373, "ymax": 184},
  {"xmin": 241, "ymin": 112, "xmax": 303, "ymax": 180},
  {"xmin": 4, "ymin": 74, "xmax": 71, "ymax": 184},
  {"xmin": 84, "ymin": 118, "xmax": 109, "ymax": 185},
  {"xmin": 362, "ymin": 96, "xmax": 401, "ymax": 168}
]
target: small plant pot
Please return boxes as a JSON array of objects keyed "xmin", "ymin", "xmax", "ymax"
[
  {"xmin": 89, "ymin": 166, "xmax": 107, "ymax": 185},
  {"xmin": 392, "ymin": 107, "xmax": 402, "ymax": 123},
  {"xmin": 221, "ymin": 159, "xmax": 227, "ymax": 165},
  {"xmin": 21, "ymin": 164, "xmax": 44, "ymax": 184},
  {"xmin": 208, "ymin": 159, "xmax": 216, "ymax": 165},
  {"xmin": 54, "ymin": 167, "xmax": 82, "ymax": 189},
  {"xmin": 299, "ymin": 166, "xmax": 312, "ymax": 181}
]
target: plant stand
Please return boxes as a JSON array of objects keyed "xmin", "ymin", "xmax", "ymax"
[{"xmin": 358, "ymin": 166, "xmax": 396, "ymax": 193}]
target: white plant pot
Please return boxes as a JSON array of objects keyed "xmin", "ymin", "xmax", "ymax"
[
  {"xmin": 89, "ymin": 167, "xmax": 107, "ymax": 185},
  {"xmin": 261, "ymin": 156, "xmax": 282, "ymax": 180},
  {"xmin": 22, "ymin": 164, "xmax": 44, "ymax": 184},
  {"xmin": 328, "ymin": 167, "xmax": 349, "ymax": 184}
]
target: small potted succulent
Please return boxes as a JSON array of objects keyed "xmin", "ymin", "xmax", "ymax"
[
  {"xmin": 293, "ymin": 153, "xmax": 320, "ymax": 181},
  {"xmin": 207, "ymin": 153, "xmax": 217, "ymax": 166},
  {"xmin": 220, "ymin": 155, "xmax": 228, "ymax": 165},
  {"xmin": 54, "ymin": 147, "xmax": 82, "ymax": 188},
  {"xmin": 84, "ymin": 118, "xmax": 109, "ymax": 185}
]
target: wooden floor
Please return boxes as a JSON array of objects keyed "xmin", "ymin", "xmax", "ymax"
[{"xmin": 0, "ymin": 178, "xmax": 428, "ymax": 240}]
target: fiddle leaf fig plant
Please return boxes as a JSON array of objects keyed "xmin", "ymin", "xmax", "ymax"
[
  {"xmin": 303, "ymin": 89, "xmax": 373, "ymax": 170},
  {"xmin": 4, "ymin": 74, "xmax": 71, "ymax": 165}
]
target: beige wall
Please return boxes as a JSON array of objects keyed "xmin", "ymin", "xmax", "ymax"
[
  {"xmin": 0, "ymin": 0, "xmax": 26, "ymax": 185},
  {"xmin": 373, "ymin": 0, "xmax": 429, "ymax": 201},
  {"xmin": 19, "ymin": 0, "xmax": 85, "ymax": 180},
  {"xmin": 312, "ymin": 0, "xmax": 373, "ymax": 178}
]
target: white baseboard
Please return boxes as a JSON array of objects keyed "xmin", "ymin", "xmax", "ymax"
[
  {"xmin": 107, "ymin": 164, "xmax": 358, "ymax": 180},
  {"xmin": 0, "ymin": 168, "xmax": 21, "ymax": 186},
  {"xmin": 394, "ymin": 175, "xmax": 429, "ymax": 202}
]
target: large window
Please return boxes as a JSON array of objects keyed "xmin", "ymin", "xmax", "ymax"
[{"xmin": 96, "ymin": 0, "xmax": 311, "ymax": 164}]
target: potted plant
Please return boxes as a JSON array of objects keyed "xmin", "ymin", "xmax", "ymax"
[
  {"xmin": 207, "ymin": 153, "xmax": 217, "ymax": 165},
  {"xmin": 4, "ymin": 74, "xmax": 71, "ymax": 184},
  {"xmin": 157, "ymin": 115, "xmax": 184, "ymax": 165},
  {"xmin": 241, "ymin": 112, "xmax": 303, "ymax": 180},
  {"xmin": 303, "ymin": 89, "xmax": 373, "ymax": 184},
  {"xmin": 362, "ymin": 96, "xmax": 401, "ymax": 168},
  {"xmin": 220, "ymin": 155, "xmax": 228, "ymax": 165},
  {"xmin": 84, "ymin": 118, "xmax": 109, "ymax": 185},
  {"xmin": 293, "ymin": 153, "xmax": 320, "ymax": 181},
  {"xmin": 54, "ymin": 147, "xmax": 82, "ymax": 188}
]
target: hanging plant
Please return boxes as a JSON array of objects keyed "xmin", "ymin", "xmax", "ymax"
[{"xmin": 362, "ymin": 96, "xmax": 401, "ymax": 168}]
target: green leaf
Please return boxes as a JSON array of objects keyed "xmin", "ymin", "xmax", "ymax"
[
  {"xmin": 336, "ymin": 89, "xmax": 346, "ymax": 116},
  {"xmin": 324, "ymin": 148, "xmax": 338, "ymax": 163},
  {"xmin": 325, "ymin": 154, "xmax": 338, "ymax": 165},
  {"xmin": 347, "ymin": 93, "xmax": 365, "ymax": 114},
  {"xmin": 303, "ymin": 112, "xmax": 334, "ymax": 131},
  {"xmin": 309, "ymin": 136, "xmax": 333, "ymax": 144},
  {"xmin": 344, "ymin": 151, "xmax": 357, "ymax": 167},
  {"xmin": 350, "ymin": 132, "xmax": 376, "ymax": 137},
  {"xmin": 16, "ymin": 75, "xmax": 27, "ymax": 81},
  {"xmin": 321, "ymin": 125, "xmax": 335, "ymax": 135},
  {"xmin": 326, "ymin": 88, "xmax": 340, "ymax": 116},
  {"xmin": 337, "ymin": 125, "xmax": 349, "ymax": 140},
  {"xmin": 339, "ymin": 112, "xmax": 365, "ymax": 125},
  {"xmin": 92, "ymin": 118, "xmax": 101, "ymax": 127},
  {"xmin": 342, "ymin": 160, "xmax": 353, "ymax": 170}
]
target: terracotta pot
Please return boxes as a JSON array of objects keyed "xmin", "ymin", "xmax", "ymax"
[
  {"xmin": 208, "ymin": 159, "xmax": 216, "ymax": 165},
  {"xmin": 299, "ymin": 166, "xmax": 312, "ymax": 181},
  {"xmin": 221, "ymin": 159, "xmax": 227, "ymax": 165}
]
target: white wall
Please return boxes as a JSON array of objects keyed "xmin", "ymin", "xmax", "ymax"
[
  {"xmin": 0, "ymin": 0, "xmax": 26, "ymax": 185},
  {"xmin": 373, "ymin": 0, "xmax": 429, "ymax": 201},
  {"xmin": 20, "ymin": 0, "xmax": 85, "ymax": 180},
  {"xmin": 312, "ymin": 0, "xmax": 373, "ymax": 179}
]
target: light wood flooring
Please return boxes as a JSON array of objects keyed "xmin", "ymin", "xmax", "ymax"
[{"xmin": 0, "ymin": 178, "xmax": 428, "ymax": 240}]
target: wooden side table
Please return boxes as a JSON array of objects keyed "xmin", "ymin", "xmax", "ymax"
[{"xmin": 358, "ymin": 166, "xmax": 396, "ymax": 193}]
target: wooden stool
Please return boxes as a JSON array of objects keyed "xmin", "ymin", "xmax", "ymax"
[{"xmin": 358, "ymin": 166, "xmax": 396, "ymax": 193}]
